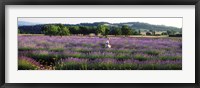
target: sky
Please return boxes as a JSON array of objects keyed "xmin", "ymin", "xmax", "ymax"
[{"xmin": 18, "ymin": 18, "xmax": 183, "ymax": 28}]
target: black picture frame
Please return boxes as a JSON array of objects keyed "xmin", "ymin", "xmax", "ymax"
[{"xmin": 0, "ymin": 0, "xmax": 200, "ymax": 88}]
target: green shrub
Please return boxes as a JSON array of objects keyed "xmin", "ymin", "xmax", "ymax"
[
  {"xmin": 134, "ymin": 54, "xmax": 149, "ymax": 61},
  {"xmin": 145, "ymin": 50, "xmax": 159, "ymax": 56},
  {"xmin": 49, "ymin": 48, "xmax": 64, "ymax": 52},
  {"xmin": 160, "ymin": 56, "xmax": 182, "ymax": 60},
  {"xmin": 18, "ymin": 58, "xmax": 40, "ymax": 70}
]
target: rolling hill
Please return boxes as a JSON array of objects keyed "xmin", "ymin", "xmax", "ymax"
[{"xmin": 18, "ymin": 21, "xmax": 182, "ymax": 34}]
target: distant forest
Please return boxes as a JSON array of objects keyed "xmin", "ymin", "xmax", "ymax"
[{"xmin": 18, "ymin": 22, "xmax": 182, "ymax": 36}]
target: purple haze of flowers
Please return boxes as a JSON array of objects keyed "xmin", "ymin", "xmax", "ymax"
[{"xmin": 18, "ymin": 35, "xmax": 182, "ymax": 70}]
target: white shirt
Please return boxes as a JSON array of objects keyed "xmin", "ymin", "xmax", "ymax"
[{"xmin": 106, "ymin": 40, "xmax": 109, "ymax": 44}]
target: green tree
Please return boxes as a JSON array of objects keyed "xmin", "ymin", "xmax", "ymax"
[
  {"xmin": 79, "ymin": 26, "xmax": 89, "ymax": 35},
  {"xmin": 50, "ymin": 25, "xmax": 59, "ymax": 36},
  {"xmin": 110, "ymin": 27, "xmax": 122, "ymax": 36},
  {"xmin": 138, "ymin": 30, "xmax": 141, "ymax": 34},
  {"xmin": 161, "ymin": 32, "xmax": 168, "ymax": 35},
  {"xmin": 57, "ymin": 24, "xmax": 70, "ymax": 37},
  {"xmin": 149, "ymin": 30, "xmax": 155, "ymax": 35},
  {"xmin": 167, "ymin": 30, "xmax": 176, "ymax": 35},
  {"xmin": 105, "ymin": 26, "xmax": 110, "ymax": 37},
  {"xmin": 97, "ymin": 25, "xmax": 108, "ymax": 36},
  {"xmin": 121, "ymin": 25, "xmax": 132, "ymax": 36},
  {"xmin": 58, "ymin": 26, "xmax": 70, "ymax": 37},
  {"xmin": 18, "ymin": 29, "xmax": 20, "ymax": 34},
  {"xmin": 69, "ymin": 26, "xmax": 80, "ymax": 34},
  {"xmin": 43, "ymin": 25, "xmax": 59, "ymax": 37}
]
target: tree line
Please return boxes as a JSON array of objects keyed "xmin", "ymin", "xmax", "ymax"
[
  {"xmin": 18, "ymin": 24, "xmax": 181, "ymax": 37},
  {"xmin": 40, "ymin": 24, "xmax": 139, "ymax": 37}
]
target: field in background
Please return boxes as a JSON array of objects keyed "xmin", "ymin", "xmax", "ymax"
[{"xmin": 18, "ymin": 35, "xmax": 182, "ymax": 70}]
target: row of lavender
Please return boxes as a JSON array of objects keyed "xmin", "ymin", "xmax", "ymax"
[{"xmin": 18, "ymin": 35, "xmax": 182, "ymax": 70}]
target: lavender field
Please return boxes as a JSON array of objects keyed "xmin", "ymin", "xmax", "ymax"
[{"xmin": 18, "ymin": 35, "xmax": 182, "ymax": 70}]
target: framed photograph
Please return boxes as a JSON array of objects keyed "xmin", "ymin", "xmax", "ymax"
[{"xmin": 0, "ymin": 0, "xmax": 199, "ymax": 88}]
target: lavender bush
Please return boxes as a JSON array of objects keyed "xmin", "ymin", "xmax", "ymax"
[{"xmin": 18, "ymin": 35, "xmax": 182, "ymax": 70}]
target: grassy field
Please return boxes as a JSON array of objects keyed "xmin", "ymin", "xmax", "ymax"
[{"xmin": 18, "ymin": 35, "xmax": 182, "ymax": 70}]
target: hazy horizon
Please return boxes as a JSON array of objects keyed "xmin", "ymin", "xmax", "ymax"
[{"xmin": 18, "ymin": 18, "xmax": 182, "ymax": 28}]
